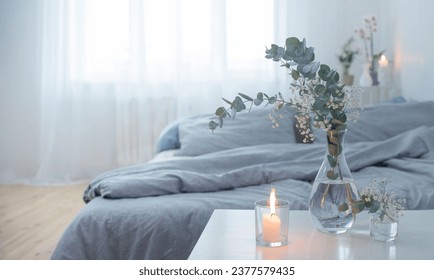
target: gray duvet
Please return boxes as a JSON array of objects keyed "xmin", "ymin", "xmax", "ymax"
[{"xmin": 51, "ymin": 102, "xmax": 434, "ymax": 260}]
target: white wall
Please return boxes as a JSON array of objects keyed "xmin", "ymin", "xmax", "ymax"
[{"xmin": 393, "ymin": 0, "xmax": 434, "ymax": 101}]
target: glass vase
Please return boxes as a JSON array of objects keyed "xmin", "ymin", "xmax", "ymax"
[
  {"xmin": 309, "ymin": 129, "xmax": 360, "ymax": 234},
  {"xmin": 359, "ymin": 63, "xmax": 372, "ymax": 87},
  {"xmin": 369, "ymin": 69, "xmax": 379, "ymax": 86},
  {"xmin": 369, "ymin": 59, "xmax": 379, "ymax": 86},
  {"xmin": 370, "ymin": 214, "xmax": 398, "ymax": 242}
]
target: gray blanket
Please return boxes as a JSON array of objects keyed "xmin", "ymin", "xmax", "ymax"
[{"xmin": 85, "ymin": 125, "xmax": 434, "ymax": 202}]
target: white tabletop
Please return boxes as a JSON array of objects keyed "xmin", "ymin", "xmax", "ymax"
[{"xmin": 188, "ymin": 209, "xmax": 434, "ymax": 260}]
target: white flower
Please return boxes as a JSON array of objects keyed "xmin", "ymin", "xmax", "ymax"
[{"xmin": 361, "ymin": 178, "xmax": 406, "ymax": 221}]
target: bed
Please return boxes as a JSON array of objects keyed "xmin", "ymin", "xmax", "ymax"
[{"xmin": 51, "ymin": 99, "xmax": 434, "ymax": 260}]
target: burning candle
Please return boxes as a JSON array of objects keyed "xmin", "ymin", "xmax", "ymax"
[
  {"xmin": 262, "ymin": 188, "xmax": 281, "ymax": 242},
  {"xmin": 379, "ymin": 54, "xmax": 388, "ymax": 68}
]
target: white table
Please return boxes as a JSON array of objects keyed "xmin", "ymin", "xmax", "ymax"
[{"xmin": 188, "ymin": 209, "xmax": 434, "ymax": 260}]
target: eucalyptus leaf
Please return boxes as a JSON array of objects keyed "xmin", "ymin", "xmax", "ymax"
[
  {"xmin": 314, "ymin": 84, "xmax": 326, "ymax": 95},
  {"xmin": 209, "ymin": 120, "xmax": 218, "ymax": 130},
  {"xmin": 319, "ymin": 89, "xmax": 332, "ymax": 101},
  {"xmin": 311, "ymin": 60, "xmax": 320, "ymax": 72},
  {"xmin": 232, "ymin": 96, "xmax": 246, "ymax": 112},
  {"xmin": 331, "ymin": 109, "xmax": 341, "ymax": 119},
  {"xmin": 318, "ymin": 64, "xmax": 331, "ymax": 80},
  {"xmin": 275, "ymin": 46, "xmax": 285, "ymax": 61},
  {"xmin": 331, "ymin": 118, "xmax": 344, "ymax": 126},
  {"xmin": 297, "ymin": 64, "xmax": 316, "ymax": 79},
  {"xmin": 319, "ymin": 108, "xmax": 330, "ymax": 116},
  {"xmin": 351, "ymin": 201, "xmax": 365, "ymax": 214},
  {"xmin": 339, "ymin": 113, "xmax": 347, "ymax": 124},
  {"xmin": 215, "ymin": 107, "xmax": 227, "ymax": 118},
  {"xmin": 315, "ymin": 115, "xmax": 324, "ymax": 122},
  {"xmin": 254, "ymin": 99, "xmax": 263, "ymax": 106},
  {"xmin": 281, "ymin": 53, "xmax": 291, "ymax": 61},
  {"xmin": 312, "ymin": 99, "xmax": 326, "ymax": 111},
  {"xmin": 291, "ymin": 70, "xmax": 300, "ymax": 80},
  {"xmin": 302, "ymin": 62, "xmax": 316, "ymax": 74},
  {"xmin": 328, "ymin": 144, "xmax": 339, "ymax": 156},
  {"xmin": 369, "ymin": 201, "xmax": 381, "ymax": 213},
  {"xmin": 326, "ymin": 170, "xmax": 338, "ymax": 180},
  {"xmin": 265, "ymin": 44, "xmax": 279, "ymax": 60},
  {"xmin": 339, "ymin": 203, "xmax": 349, "ymax": 212},
  {"xmin": 301, "ymin": 48, "xmax": 315, "ymax": 64},
  {"xmin": 286, "ymin": 37, "xmax": 300, "ymax": 48},
  {"xmin": 328, "ymin": 134, "xmax": 339, "ymax": 145},
  {"xmin": 238, "ymin": 93, "xmax": 253, "ymax": 101},
  {"xmin": 222, "ymin": 98, "xmax": 233, "ymax": 106},
  {"xmin": 327, "ymin": 155, "xmax": 337, "ymax": 167},
  {"xmin": 327, "ymin": 70, "xmax": 340, "ymax": 84}
]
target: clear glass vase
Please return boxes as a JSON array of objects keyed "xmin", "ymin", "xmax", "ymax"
[
  {"xmin": 309, "ymin": 129, "xmax": 360, "ymax": 234},
  {"xmin": 359, "ymin": 63, "xmax": 372, "ymax": 87},
  {"xmin": 370, "ymin": 214, "xmax": 399, "ymax": 242}
]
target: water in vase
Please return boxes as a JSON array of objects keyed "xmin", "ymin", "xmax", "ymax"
[
  {"xmin": 370, "ymin": 217, "xmax": 398, "ymax": 242},
  {"xmin": 309, "ymin": 180, "xmax": 358, "ymax": 234}
]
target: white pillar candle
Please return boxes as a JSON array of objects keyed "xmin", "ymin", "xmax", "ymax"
[
  {"xmin": 262, "ymin": 213, "xmax": 281, "ymax": 241},
  {"xmin": 378, "ymin": 55, "xmax": 390, "ymax": 85},
  {"xmin": 262, "ymin": 188, "xmax": 281, "ymax": 241}
]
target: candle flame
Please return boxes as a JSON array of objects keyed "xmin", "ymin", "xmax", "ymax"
[{"xmin": 270, "ymin": 187, "xmax": 277, "ymax": 215}]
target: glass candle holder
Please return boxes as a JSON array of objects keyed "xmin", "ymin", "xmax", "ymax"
[{"xmin": 255, "ymin": 199, "xmax": 289, "ymax": 247}]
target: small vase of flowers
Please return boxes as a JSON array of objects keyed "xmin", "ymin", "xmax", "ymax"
[
  {"xmin": 338, "ymin": 37, "xmax": 359, "ymax": 86},
  {"xmin": 355, "ymin": 16, "xmax": 384, "ymax": 86},
  {"xmin": 340, "ymin": 178, "xmax": 406, "ymax": 242}
]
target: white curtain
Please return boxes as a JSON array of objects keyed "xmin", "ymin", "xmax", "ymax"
[
  {"xmin": 31, "ymin": 0, "xmax": 295, "ymax": 184},
  {"xmin": 1, "ymin": 0, "xmax": 392, "ymax": 185}
]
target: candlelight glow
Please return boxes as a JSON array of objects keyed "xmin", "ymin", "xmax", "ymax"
[
  {"xmin": 379, "ymin": 54, "xmax": 388, "ymax": 67},
  {"xmin": 270, "ymin": 187, "xmax": 277, "ymax": 214}
]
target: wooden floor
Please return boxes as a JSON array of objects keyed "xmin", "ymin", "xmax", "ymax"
[{"xmin": 0, "ymin": 182, "xmax": 87, "ymax": 260}]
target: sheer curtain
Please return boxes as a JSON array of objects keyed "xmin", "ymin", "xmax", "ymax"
[
  {"xmin": 1, "ymin": 0, "xmax": 393, "ymax": 185},
  {"xmin": 34, "ymin": 0, "xmax": 294, "ymax": 184}
]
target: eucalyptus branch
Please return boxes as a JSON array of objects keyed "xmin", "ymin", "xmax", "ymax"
[
  {"xmin": 209, "ymin": 36, "xmax": 361, "ymax": 144},
  {"xmin": 209, "ymin": 93, "xmax": 290, "ymax": 131}
]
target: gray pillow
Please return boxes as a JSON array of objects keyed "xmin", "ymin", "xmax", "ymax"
[
  {"xmin": 314, "ymin": 100, "xmax": 434, "ymax": 144},
  {"xmin": 155, "ymin": 120, "xmax": 180, "ymax": 153},
  {"xmin": 176, "ymin": 107, "xmax": 296, "ymax": 156}
]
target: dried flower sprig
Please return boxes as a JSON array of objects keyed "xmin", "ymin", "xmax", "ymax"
[
  {"xmin": 340, "ymin": 178, "xmax": 406, "ymax": 221},
  {"xmin": 355, "ymin": 16, "xmax": 384, "ymax": 72}
]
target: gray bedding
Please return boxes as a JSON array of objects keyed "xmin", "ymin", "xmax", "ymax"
[{"xmin": 51, "ymin": 101, "xmax": 434, "ymax": 260}]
